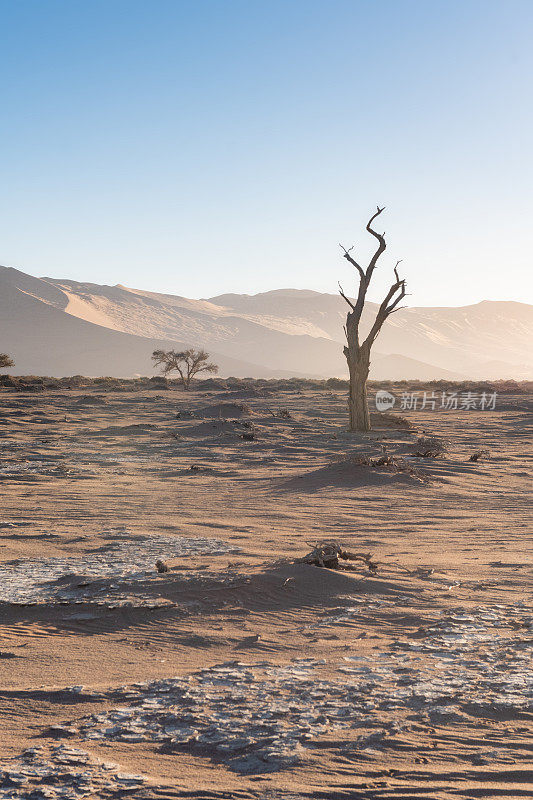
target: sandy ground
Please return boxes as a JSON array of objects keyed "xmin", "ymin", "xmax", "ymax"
[{"xmin": 0, "ymin": 387, "xmax": 531, "ymax": 799}]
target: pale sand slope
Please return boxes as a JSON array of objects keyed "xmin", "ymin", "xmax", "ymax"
[
  {"xmin": 48, "ymin": 279, "xmax": 533, "ymax": 378},
  {"xmin": 53, "ymin": 280, "xmax": 533, "ymax": 378},
  {"xmin": 0, "ymin": 387, "xmax": 531, "ymax": 799},
  {"xmin": 2, "ymin": 264, "xmax": 532, "ymax": 378},
  {"xmin": 0, "ymin": 267, "xmax": 346, "ymax": 379},
  {"xmin": 0, "ymin": 268, "xmax": 298, "ymax": 379}
]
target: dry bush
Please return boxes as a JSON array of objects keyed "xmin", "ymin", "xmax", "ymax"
[
  {"xmin": 469, "ymin": 449, "xmax": 490, "ymax": 462},
  {"xmin": 411, "ymin": 435, "xmax": 447, "ymax": 458},
  {"xmin": 0, "ymin": 353, "xmax": 14, "ymax": 369},
  {"xmin": 341, "ymin": 452, "xmax": 423, "ymax": 478}
]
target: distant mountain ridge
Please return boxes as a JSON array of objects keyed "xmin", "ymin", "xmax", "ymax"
[{"xmin": 1, "ymin": 265, "xmax": 531, "ymax": 380}]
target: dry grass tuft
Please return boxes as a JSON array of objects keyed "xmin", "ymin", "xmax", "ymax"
[{"xmin": 411, "ymin": 435, "xmax": 447, "ymax": 458}]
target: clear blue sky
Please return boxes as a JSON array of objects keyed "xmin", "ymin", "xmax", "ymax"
[{"xmin": 1, "ymin": 0, "xmax": 531, "ymax": 306}]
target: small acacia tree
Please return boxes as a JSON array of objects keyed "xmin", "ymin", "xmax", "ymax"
[
  {"xmin": 0, "ymin": 354, "xmax": 14, "ymax": 369},
  {"xmin": 339, "ymin": 206, "xmax": 407, "ymax": 432},
  {"xmin": 152, "ymin": 348, "xmax": 218, "ymax": 390}
]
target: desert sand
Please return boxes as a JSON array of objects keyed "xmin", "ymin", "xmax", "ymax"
[{"xmin": 0, "ymin": 384, "xmax": 531, "ymax": 799}]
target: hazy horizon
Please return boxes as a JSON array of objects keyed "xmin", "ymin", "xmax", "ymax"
[
  {"xmin": 2, "ymin": 262, "xmax": 531, "ymax": 380},
  {"xmin": 2, "ymin": 262, "xmax": 531, "ymax": 310},
  {"xmin": 1, "ymin": 0, "xmax": 532, "ymax": 307}
]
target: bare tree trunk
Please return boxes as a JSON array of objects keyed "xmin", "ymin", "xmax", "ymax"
[{"xmin": 345, "ymin": 341, "xmax": 370, "ymax": 432}]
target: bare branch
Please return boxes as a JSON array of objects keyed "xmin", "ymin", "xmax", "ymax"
[
  {"xmin": 393, "ymin": 259, "xmax": 402, "ymax": 282},
  {"xmin": 386, "ymin": 280, "xmax": 406, "ymax": 315},
  {"xmin": 387, "ymin": 304, "xmax": 407, "ymax": 315},
  {"xmin": 338, "ymin": 281, "xmax": 355, "ymax": 310},
  {"xmin": 367, "ymin": 205, "xmax": 386, "ymax": 235},
  {"xmin": 365, "ymin": 206, "xmax": 387, "ymax": 277},
  {"xmin": 363, "ymin": 271, "xmax": 406, "ymax": 349},
  {"xmin": 339, "ymin": 243, "xmax": 365, "ymax": 279}
]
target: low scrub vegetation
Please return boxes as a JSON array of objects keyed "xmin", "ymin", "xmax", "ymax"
[
  {"xmin": 0, "ymin": 374, "xmax": 530, "ymax": 395},
  {"xmin": 411, "ymin": 435, "xmax": 447, "ymax": 458}
]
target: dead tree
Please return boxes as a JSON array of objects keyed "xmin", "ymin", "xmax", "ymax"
[
  {"xmin": 339, "ymin": 207, "xmax": 406, "ymax": 431},
  {"xmin": 152, "ymin": 348, "xmax": 218, "ymax": 390}
]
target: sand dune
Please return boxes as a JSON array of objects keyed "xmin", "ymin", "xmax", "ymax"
[
  {"xmin": 0, "ymin": 268, "xmax": 296, "ymax": 379},
  {"xmin": 211, "ymin": 289, "xmax": 533, "ymax": 378},
  {"xmin": 1, "ymin": 265, "xmax": 532, "ymax": 379}
]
